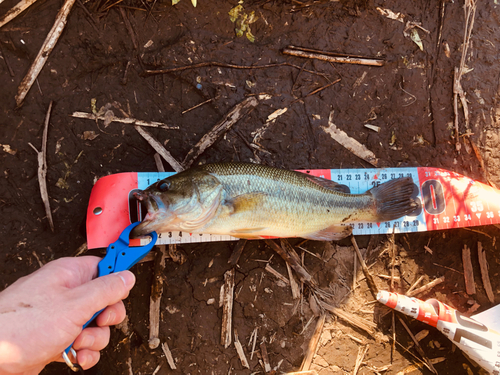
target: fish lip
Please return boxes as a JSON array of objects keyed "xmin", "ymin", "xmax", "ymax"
[{"xmin": 131, "ymin": 194, "xmax": 171, "ymax": 238}]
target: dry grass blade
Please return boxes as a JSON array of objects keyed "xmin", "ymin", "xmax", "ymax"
[
  {"xmin": 353, "ymin": 345, "xmax": 369, "ymax": 375},
  {"xmin": 320, "ymin": 302, "xmax": 376, "ymax": 334},
  {"xmin": 397, "ymin": 317, "xmax": 437, "ymax": 374},
  {"xmin": 15, "ymin": 0, "xmax": 77, "ymax": 106},
  {"xmin": 351, "ymin": 236, "xmax": 379, "ymax": 298},
  {"xmin": 300, "ymin": 314, "xmax": 326, "ymax": 371},
  {"xmin": 28, "ymin": 101, "xmax": 54, "ymax": 232}
]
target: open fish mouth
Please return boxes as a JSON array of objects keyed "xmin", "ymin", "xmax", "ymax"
[{"xmin": 131, "ymin": 192, "xmax": 170, "ymax": 237}]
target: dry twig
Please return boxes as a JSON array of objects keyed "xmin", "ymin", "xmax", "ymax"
[
  {"xmin": 228, "ymin": 239, "xmax": 247, "ymax": 266},
  {"xmin": 462, "ymin": 244, "xmax": 476, "ymax": 295},
  {"xmin": 0, "ymin": 0, "xmax": 39, "ymax": 28},
  {"xmin": 134, "ymin": 125, "xmax": 183, "ymax": 172},
  {"xmin": 148, "ymin": 246, "xmax": 167, "ymax": 349},
  {"xmin": 28, "ymin": 101, "xmax": 54, "ymax": 232},
  {"xmin": 161, "ymin": 341, "xmax": 176, "ymax": 370},
  {"xmin": 72, "ymin": 111, "xmax": 178, "ymax": 129},
  {"xmin": 477, "ymin": 242, "xmax": 494, "ymax": 303},
  {"xmin": 283, "ymin": 46, "xmax": 384, "ymax": 67},
  {"xmin": 406, "ymin": 276, "xmax": 445, "ymax": 297},
  {"xmin": 182, "ymin": 96, "xmax": 258, "ymax": 168},
  {"xmin": 15, "ymin": 0, "xmax": 77, "ymax": 106},
  {"xmin": 323, "ymin": 111, "xmax": 378, "ymax": 166},
  {"xmin": 221, "ymin": 268, "xmax": 235, "ymax": 348}
]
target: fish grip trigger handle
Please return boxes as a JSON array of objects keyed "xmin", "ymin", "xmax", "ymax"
[{"xmin": 63, "ymin": 222, "xmax": 157, "ymax": 371}]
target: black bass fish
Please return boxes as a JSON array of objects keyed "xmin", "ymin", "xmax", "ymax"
[{"xmin": 132, "ymin": 163, "xmax": 418, "ymax": 241}]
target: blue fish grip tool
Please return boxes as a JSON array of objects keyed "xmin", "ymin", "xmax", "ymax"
[{"xmin": 63, "ymin": 222, "xmax": 157, "ymax": 372}]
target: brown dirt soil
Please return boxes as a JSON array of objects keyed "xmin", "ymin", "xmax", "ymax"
[{"xmin": 1, "ymin": 0, "xmax": 500, "ymax": 374}]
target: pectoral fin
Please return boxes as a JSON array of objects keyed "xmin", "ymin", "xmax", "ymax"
[
  {"xmin": 224, "ymin": 192, "xmax": 268, "ymax": 214},
  {"xmin": 302, "ymin": 224, "xmax": 352, "ymax": 241}
]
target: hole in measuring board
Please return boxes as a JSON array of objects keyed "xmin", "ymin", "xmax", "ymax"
[
  {"xmin": 121, "ymin": 252, "xmax": 126, "ymax": 256},
  {"xmin": 93, "ymin": 207, "xmax": 103, "ymax": 215}
]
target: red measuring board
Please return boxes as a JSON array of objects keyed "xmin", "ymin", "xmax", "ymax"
[{"xmin": 86, "ymin": 167, "xmax": 500, "ymax": 249}]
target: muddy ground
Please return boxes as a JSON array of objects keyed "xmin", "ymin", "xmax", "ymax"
[{"xmin": 1, "ymin": 0, "xmax": 500, "ymax": 373}]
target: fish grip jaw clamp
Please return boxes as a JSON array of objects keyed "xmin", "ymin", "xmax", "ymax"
[{"xmin": 64, "ymin": 222, "xmax": 157, "ymax": 372}]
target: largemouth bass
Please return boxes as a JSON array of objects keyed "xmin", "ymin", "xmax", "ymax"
[{"xmin": 132, "ymin": 163, "xmax": 418, "ymax": 241}]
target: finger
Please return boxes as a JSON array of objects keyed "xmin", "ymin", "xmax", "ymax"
[
  {"xmin": 73, "ymin": 326, "xmax": 110, "ymax": 351},
  {"xmin": 95, "ymin": 301, "xmax": 127, "ymax": 327},
  {"xmin": 77, "ymin": 349, "xmax": 100, "ymax": 370},
  {"xmin": 69, "ymin": 270, "xmax": 135, "ymax": 322}
]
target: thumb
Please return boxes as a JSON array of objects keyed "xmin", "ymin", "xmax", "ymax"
[{"xmin": 69, "ymin": 271, "xmax": 136, "ymax": 323}]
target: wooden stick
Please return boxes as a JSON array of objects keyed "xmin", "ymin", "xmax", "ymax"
[
  {"xmin": 351, "ymin": 236, "xmax": 379, "ymax": 298},
  {"xmin": 283, "ymin": 47, "xmax": 384, "ymax": 67},
  {"xmin": 397, "ymin": 317, "xmax": 437, "ymax": 374},
  {"xmin": 221, "ymin": 268, "xmax": 235, "ymax": 348},
  {"xmin": 0, "ymin": 0, "xmax": 40, "ymax": 28},
  {"xmin": 462, "ymin": 244, "xmax": 476, "ymax": 295},
  {"xmin": 182, "ymin": 96, "xmax": 258, "ymax": 168},
  {"xmin": 161, "ymin": 341, "xmax": 177, "ymax": 370},
  {"xmin": 148, "ymin": 246, "xmax": 167, "ymax": 349},
  {"xmin": 477, "ymin": 242, "xmax": 494, "ymax": 303},
  {"xmin": 28, "ymin": 101, "xmax": 54, "ymax": 232},
  {"xmin": 228, "ymin": 239, "xmax": 247, "ymax": 266},
  {"xmin": 300, "ymin": 314, "xmax": 326, "ymax": 371},
  {"xmin": 323, "ymin": 111, "xmax": 378, "ymax": 166},
  {"xmin": 72, "ymin": 111, "xmax": 178, "ymax": 129},
  {"xmin": 353, "ymin": 345, "xmax": 369, "ymax": 375},
  {"xmin": 260, "ymin": 342, "xmax": 271, "ymax": 373},
  {"xmin": 320, "ymin": 302, "xmax": 376, "ymax": 334},
  {"xmin": 134, "ymin": 125, "xmax": 183, "ymax": 172},
  {"xmin": 234, "ymin": 329, "xmax": 250, "ymax": 369},
  {"xmin": 15, "ymin": 0, "xmax": 76, "ymax": 106},
  {"xmin": 406, "ymin": 276, "xmax": 445, "ymax": 297}
]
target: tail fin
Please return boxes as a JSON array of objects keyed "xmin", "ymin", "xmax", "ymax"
[{"xmin": 369, "ymin": 177, "xmax": 419, "ymax": 222}]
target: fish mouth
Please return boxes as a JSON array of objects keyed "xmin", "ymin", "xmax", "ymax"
[{"xmin": 131, "ymin": 192, "xmax": 171, "ymax": 238}]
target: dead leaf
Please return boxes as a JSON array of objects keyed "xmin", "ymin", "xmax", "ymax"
[{"xmin": 1, "ymin": 144, "xmax": 17, "ymax": 155}]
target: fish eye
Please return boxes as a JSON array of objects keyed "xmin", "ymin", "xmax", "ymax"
[{"xmin": 157, "ymin": 181, "xmax": 170, "ymax": 192}]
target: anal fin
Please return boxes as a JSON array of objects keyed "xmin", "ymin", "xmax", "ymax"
[{"xmin": 302, "ymin": 224, "xmax": 352, "ymax": 241}]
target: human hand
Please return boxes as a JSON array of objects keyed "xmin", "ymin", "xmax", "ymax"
[{"xmin": 0, "ymin": 256, "xmax": 136, "ymax": 374}]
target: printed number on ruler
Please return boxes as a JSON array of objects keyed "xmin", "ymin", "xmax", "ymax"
[{"xmin": 325, "ymin": 168, "xmax": 426, "ymax": 236}]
